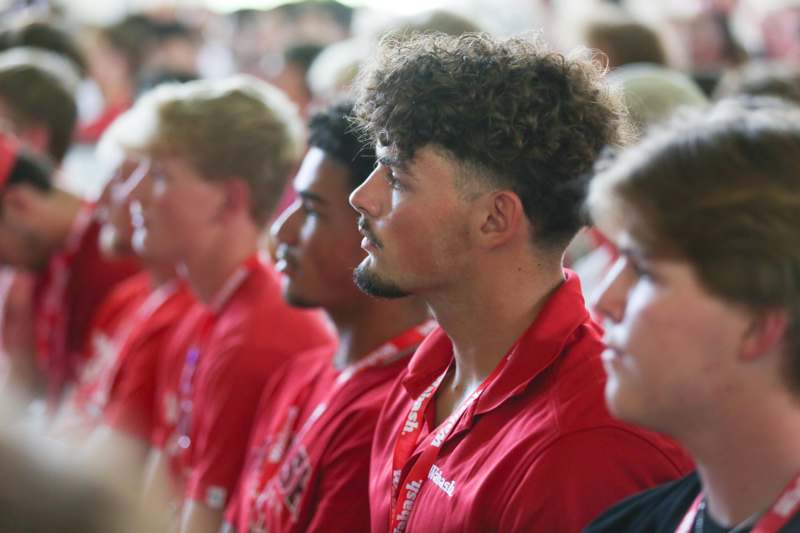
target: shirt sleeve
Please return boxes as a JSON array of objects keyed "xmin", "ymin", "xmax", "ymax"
[
  {"xmin": 103, "ymin": 327, "xmax": 165, "ymax": 442},
  {"xmin": 499, "ymin": 426, "xmax": 692, "ymax": 533},
  {"xmin": 184, "ymin": 341, "xmax": 279, "ymax": 510},
  {"xmin": 304, "ymin": 408, "xmax": 376, "ymax": 532},
  {"xmin": 223, "ymin": 359, "xmax": 296, "ymax": 528}
]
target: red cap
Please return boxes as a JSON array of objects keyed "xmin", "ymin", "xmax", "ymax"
[{"xmin": 0, "ymin": 132, "xmax": 20, "ymax": 189}]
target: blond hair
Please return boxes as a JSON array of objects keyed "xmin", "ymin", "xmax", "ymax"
[{"xmin": 119, "ymin": 76, "xmax": 303, "ymax": 224}]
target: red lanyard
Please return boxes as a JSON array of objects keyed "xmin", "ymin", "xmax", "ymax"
[
  {"xmin": 36, "ymin": 203, "xmax": 94, "ymax": 403},
  {"xmin": 86, "ymin": 280, "xmax": 180, "ymax": 417},
  {"xmin": 388, "ymin": 351, "xmax": 511, "ymax": 533},
  {"xmin": 675, "ymin": 472, "xmax": 800, "ymax": 533},
  {"xmin": 246, "ymin": 320, "xmax": 436, "ymax": 528},
  {"xmin": 172, "ymin": 254, "xmax": 262, "ymax": 456}
]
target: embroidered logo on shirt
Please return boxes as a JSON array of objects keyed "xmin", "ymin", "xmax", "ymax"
[
  {"xmin": 428, "ymin": 464, "xmax": 456, "ymax": 497},
  {"xmin": 276, "ymin": 445, "xmax": 311, "ymax": 521}
]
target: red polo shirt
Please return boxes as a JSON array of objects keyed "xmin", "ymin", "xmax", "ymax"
[
  {"xmin": 34, "ymin": 211, "xmax": 140, "ymax": 401},
  {"xmin": 102, "ymin": 281, "xmax": 196, "ymax": 441},
  {"xmin": 226, "ymin": 321, "xmax": 433, "ymax": 533},
  {"xmin": 152, "ymin": 255, "xmax": 335, "ymax": 511},
  {"xmin": 368, "ymin": 271, "xmax": 693, "ymax": 533},
  {"xmin": 66, "ymin": 271, "xmax": 153, "ymax": 430}
]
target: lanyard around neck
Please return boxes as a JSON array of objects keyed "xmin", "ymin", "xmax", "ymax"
[
  {"xmin": 675, "ymin": 472, "xmax": 800, "ymax": 533},
  {"xmin": 388, "ymin": 350, "xmax": 511, "ymax": 532}
]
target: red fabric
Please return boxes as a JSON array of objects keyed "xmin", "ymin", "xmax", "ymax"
[
  {"xmin": 0, "ymin": 132, "xmax": 19, "ymax": 188},
  {"xmin": 68, "ymin": 272, "xmax": 152, "ymax": 422},
  {"xmin": 152, "ymin": 259, "xmax": 335, "ymax": 510},
  {"xmin": 76, "ymin": 102, "xmax": 130, "ymax": 144},
  {"xmin": 368, "ymin": 271, "xmax": 693, "ymax": 533},
  {"xmin": 33, "ymin": 216, "xmax": 140, "ymax": 401},
  {"xmin": 227, "ymin": 338, "xmax": 415, "ymax": 533},
  {"xmin": 102, "ymin": 282, "xmax": 196, "ymax": 441}
]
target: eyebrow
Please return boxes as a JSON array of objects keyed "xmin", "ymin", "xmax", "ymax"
[
  {"xmin": 298, "ymin": 190, "xmax": 328, "ymax": 205},
  {"xmin": 377, "ymin": 154, "xmax": 409, "ymax": 173}
]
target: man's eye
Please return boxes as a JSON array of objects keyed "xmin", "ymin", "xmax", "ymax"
[
  {"xmin": 628, "ymin": 258, "xmax": 652, "ymax": 280},
  {"xmin": 385, "ymin": 169, "xmax": 404, "ymax": 191},
  {"xmin": 300, "ymin": 201, "xmax": 317, "ymax": 216}
]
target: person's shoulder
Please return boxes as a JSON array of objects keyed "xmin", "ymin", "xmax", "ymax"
[{"xmin": 583, "ymin": 472, "xmax": 701, "ymax": 533}]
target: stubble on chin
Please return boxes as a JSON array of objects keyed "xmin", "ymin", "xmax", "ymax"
[{"xmin": 352, "ymin": 260, "xmax": 410, "ymax": 299}]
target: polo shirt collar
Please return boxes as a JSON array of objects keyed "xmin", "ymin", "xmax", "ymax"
[{"xmin": 401, "ymin": 270, "xmax": 591, "ymax": 414}]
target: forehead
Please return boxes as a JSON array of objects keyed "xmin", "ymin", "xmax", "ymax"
[
  {"xmin": 293, "ymin": 146, "xmax": 351, "ymax": 197},
  {"xmin": 377, "ymin": 144, "xmax": 460, "ymax": 184}
]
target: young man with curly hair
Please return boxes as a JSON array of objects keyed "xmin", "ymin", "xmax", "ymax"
[{"xmin": 349, "ymin": 33, "xmax": 693, "ymax": 532}]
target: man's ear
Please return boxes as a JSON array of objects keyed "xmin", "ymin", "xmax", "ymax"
[
  {"xmin": 476, "ymin": 190, "xmax": 525, "ymax": 248},
  {"xmin": 741, "ymin": 308, "xmax": 789, "ymax": 362},
  {"xmin": 219, "ymin": 178, "xmax": 252, "ymax": 220}
]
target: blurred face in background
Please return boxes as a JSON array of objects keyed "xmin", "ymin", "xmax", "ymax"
[
  {"xmin": 129, "ymin": 155, "xmax": 227, "ymax": 269},
  {"xmin": 98, "ymin": 158, "xmax": 144, "ymax": 258},
  {"xmin": 271, "ymin": 147, "xmax": 365, "ymax": 312}
]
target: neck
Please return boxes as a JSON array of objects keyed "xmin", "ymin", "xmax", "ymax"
[
  {"xmin": 683, "ymin": 388, "xmax": 800, "ymax": 526},
  {"xmin": 426, "ymin": 254, "xmax": 564, "ymax": 392},
  {"xmin": 181, "ymin": 221, "xmax": 259, "ymax": 304},
  {"xmin": 328, "ymin": 296, "xmax": 430, "ymax": 370}
]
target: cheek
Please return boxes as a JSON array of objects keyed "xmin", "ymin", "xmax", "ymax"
[
  {"xmin": 617, "ymin": 285, "xmax": 683, "ymax": 362},
  {"xmin": 306, "ymin": 219, "xmax": 364, "ymax": 281}
]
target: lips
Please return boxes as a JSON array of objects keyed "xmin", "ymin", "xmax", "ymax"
[{"xmin": 357, "ymin": 217, "xmax": 381, "ymax": 250}]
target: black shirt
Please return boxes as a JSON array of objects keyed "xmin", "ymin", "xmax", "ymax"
[{"xmin": 584, "ymin": 472, "xmax": 800, "ymax": 533}]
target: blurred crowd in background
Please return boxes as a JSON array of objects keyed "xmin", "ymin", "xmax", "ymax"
[
  {"xmin": 1, "ymin": 0, "xmax": 799, "ymax": 198},
  {"xmin": 0, "ymin": 0, "xmax": 799, "ymax": 530}
]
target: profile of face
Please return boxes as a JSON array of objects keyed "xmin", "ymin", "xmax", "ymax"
[
  {"xmin": 130, "ymin": 155, "xmax": 226, "ymax": 268},
  {"xmin": 348, "ymin": 145, "xmax": 475, "ymax": 299},
  {"xmin": 97, "ymin": 158, "xmax": 142, "ymax": 257},
  {"xmin": 592, "ymin": 231, "xmax": 754, "ymax": 433},
  {"xmin": 271, "ymin": 147, "xmax": 366, "ymax": 310},
  {"xmin": 0, "ymin": 186, "xmax": 53, "ymax": 270}
]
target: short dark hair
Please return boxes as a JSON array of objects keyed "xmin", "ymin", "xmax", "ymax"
[
  {"xmin": 0, "ymin": 21, "xmax": 87, "ymax": 76},
  {"xmin": 0, "ymin": 64, "xmax": 77, "ymax": 163},
  {"xmin": 588, "ymin": 98, "xmax": 800, "ymax": 394},
  {"xmin": 354, "ymin": 32, "xmax": 629, "ymax": 248},
  {"xmin": 585, "ymin": 21, "xmax": 667, "ymax": 68},
  {"xmin": 99, "ymin": 14, "xmax": 158, "ymax": 75},
  {"xmin": 715, "ymin": 61, "xmax": 800, "ymax": 105},
  {"xmin": 308, "ymin": 101, "xmax": 375, "ymax": 191},
  {"xmin": 7, "ymin": 149, "xmax": 53, "ymax": 192}
]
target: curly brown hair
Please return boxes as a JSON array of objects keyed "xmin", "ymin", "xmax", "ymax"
[{"xmin": 353, "ymin": 32, "xmax": 630, "ymax": 248}]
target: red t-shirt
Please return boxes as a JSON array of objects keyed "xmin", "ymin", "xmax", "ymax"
[
  {"xmin": 226, "ymin": 322, "xmax": 433, "ymax": 533},
  {"xmin": 152, "ymin": 255, "xmax": 335, "ymax": 511},
  {"xmin": 368, "ymin": 271, "xmax": 693, "ymax": 533},
  {"xmin": 34, "ymin": 210, "xmax": 140, "ymax": 401},
  {"xmin": 67, "ymin": 271, "xmax": 153, "ymax": 426}
]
